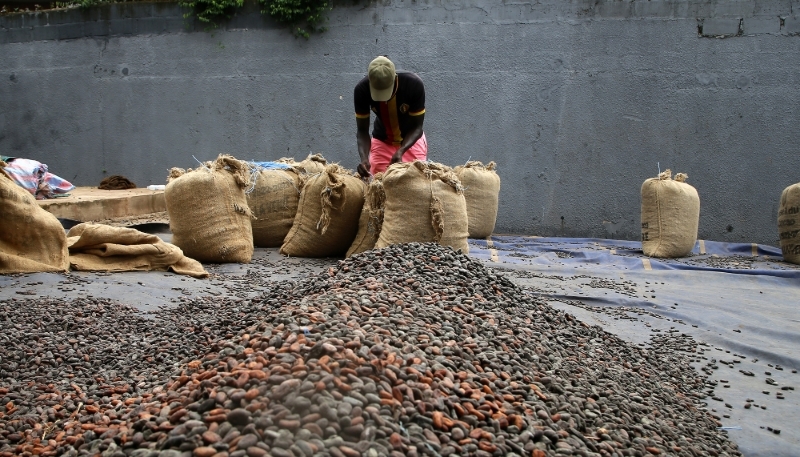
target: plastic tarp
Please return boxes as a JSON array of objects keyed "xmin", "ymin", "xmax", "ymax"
[
  {"xmin": 247, "ymin": 161, "xmax": 293, "ymax": 170},
  {"xmin": 470, "ymin": 236, "xmax": 798, "ymax": 278},
  {"xmin": 468, "ymin": 236, "xmax": 800, "ymax": 456}
]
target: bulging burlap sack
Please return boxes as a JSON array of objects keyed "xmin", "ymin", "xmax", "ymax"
[
  {"xmin": 641, "ymin": 170, "xmax": 700, "ymax": 258},
  {"xmin": 294, "ymin": 153, "xmax": 328, "ymax": 174},
  {"xmin": 376, "ymin": 161, "xmax": 469, "ymax": 254},
  {"xmin": 281, "ymin": 164, "xmax": 366, "ymax": 258},
  {"xmin": 0, "ymin": 162, "xmax": 69, "ymax": 273},
  {"xmin": 346, "ymin": 176, "xmax": 386, "ymax": 257},
  {"xmin": 247, "ymin": 166, "xmax": 303, "ymax": 248},
  {"xmin": 166, "ymin": 155, "xmax": 254, "ymax": 263},
  {"xmin": 778, "ymin": 183, "xmax": 800, "ymax": 264},
  {"xmin": 455, "ymin": 161, "xmax": 501, "ymax": 239}
]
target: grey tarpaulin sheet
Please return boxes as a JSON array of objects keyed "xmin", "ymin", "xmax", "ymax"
[{"xmin": 469, "ymin": 236, "xmax": 800, "ymax": 456}]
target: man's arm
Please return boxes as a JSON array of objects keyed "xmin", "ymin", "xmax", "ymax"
[
  {"xmin": 391, "ymin": 113, "xmax": 425, "ymax": 164},
  {"xmin": 356, "ymin": 116, "xmax": 372, "ymax": 178}
]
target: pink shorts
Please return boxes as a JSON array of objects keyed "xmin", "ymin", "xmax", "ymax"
[{"xmin": 370, "ymin": 133, "xmax": 428, "ymax": 175}]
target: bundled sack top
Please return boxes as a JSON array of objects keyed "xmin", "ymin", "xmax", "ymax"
[
  {"xmin": 166, "ymin": 154, "xmax": 254, "ymax": 264},
  {"xmin": 641, "ymin": 170, "xmax": 700, "ymax": 258},
  {"xmin": 293, "ymin": 153, "xmax": 328, "ymax": 175},
  {"xmin": 0, "ymin": 161, "xmax": 70, "ymax": 274},
  {"xmin": 454, "ymin": 161, "xmax": 501, "ymax": 239},
  {"xmin": 281, "ymin": 164, "xmax": 366, "ymax": 258},
  {"xmin": 375, "ymin": 161, "xmax": 469, "ymax": 254}
]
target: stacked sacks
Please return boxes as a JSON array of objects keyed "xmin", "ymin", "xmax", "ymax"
[
  {"xmin": 165, "ymin": 155, "xmax": 254, "ymax": 263},
  {"xmin": 246, "ymin": 163, "xmax": 304, "ymax": 248},
  {"xmin": 641, "ymin": 170, "xmax": 700, "ymax": 258},
  {"xmin": 778, "ymin": 183, "xmax": 800, "ymax": 264},
  {"xmin": 0, "ymin": 161, "xmax": 69, "ymax": 273},
  {"xmin": 346, "ymin": 175, "xmax": 386, "ymax": 257},
  {"xmin": 281, "ymin": 164, "xmax": 366, "ymax": 257},
  {"xmin": 375, "ymin": 161, "xmax": 469, "ymax": 254},
  {"xmin": 454, "ymin": 161, "xmax": 501, "ymax": 238}
]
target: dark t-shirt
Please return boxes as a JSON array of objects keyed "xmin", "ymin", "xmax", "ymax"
[{"xmin": 354, "ymin": 72, "xmax": 425, "ymax": 146}]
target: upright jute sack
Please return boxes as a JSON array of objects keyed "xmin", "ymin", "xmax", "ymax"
[
  {"xmin": 166, "ymin": 155, "xmax": 254, "ymax": 263},
  {"xmin": 455, "ymin": 161, "xmax": 501, "ymax": 238},
  {"xmin": 281, "ymin": 164, "xmax": 366, "ymax": 258},
  {"xmin": 778, "ymin": 183, "xmax": 800, "ymax": 264},
  {"xmin": 641, "ymin": 170, "xmax": 700, "ymax": 258},
  {"xmin": 247, "ymin": 166, "xmax": 303, "ymax": 248},
  {"xmin": 0, "ymin": 161, "xmax": 69, "ymax": 273},
  {"xmin": 346, "ymin": 176, "xmax": 386, "ymax": 257},
  {"xmin": 376, "ymin": 161, "xmax": 469, "ymax": 254}
]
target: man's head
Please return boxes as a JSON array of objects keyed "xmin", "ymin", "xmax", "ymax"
[{"xmin": 368, "ymin": 56, "xmax": 396, "ymax": 102}]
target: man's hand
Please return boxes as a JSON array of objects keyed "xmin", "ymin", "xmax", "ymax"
[
  {"xmin": 390, "ymin": 149, "xmax": 407, "ymax": 165},
  {"xmin": 357, "ymin": 160, "xmax": 371, "ymax": 178}
]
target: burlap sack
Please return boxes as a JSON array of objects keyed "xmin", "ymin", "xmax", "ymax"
[
  {"xmin": 455, "ymin": 161, "xmax": 501, "ymax": 238},
  {"xmin": 375, "ymin": 161, "xmax": 469, "ymax": 254},
  {"xmin": 641, "ymin": 170, "xmax": 700, "ymax": 258},
  {"xmin": 166, "ymin": 155, "xmax": 254, "ymax": 263},
  {"xmin": 281, "ymin": 164, "xmax": 366, "ymax": 258},
  {"xmin": 67, "ymin": 223, "xmax": 208, "ymax": 278},
  {"xmin": 346, "ymin": 176, "xmax": 386, "ymax": 257},
  {"xmin": 294, "ymin": 153, "xmax": 328, "ymax": 174},
  {"xmin": 0, "ymin": 162, "xmax": 69, "ymax": 273},
  {"xmin": 247, "ymin": 166, "xmax": 303, "ymax": 248},
  {"xmin": 778, "ymin": 183, "xmax": 800, "ymax": 264}
]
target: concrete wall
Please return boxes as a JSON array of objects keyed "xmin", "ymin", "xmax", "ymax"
[{"xmin": 2, "ymin": 0, "xmax": 799, "ymax": 246}]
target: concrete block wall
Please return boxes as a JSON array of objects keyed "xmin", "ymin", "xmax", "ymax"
[{"xmin": 1, "ymin": 0, "xmax": 799, "ymax": 246}]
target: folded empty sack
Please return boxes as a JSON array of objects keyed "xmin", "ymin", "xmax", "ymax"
[{"xmin": 67, "ymin": 223, "xmax": 209, "ymax": 278}]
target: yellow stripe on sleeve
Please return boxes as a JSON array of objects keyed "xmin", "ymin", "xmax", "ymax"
[{"xmin": 409, "ymin": 108, "xmax": 426, "ymax": 116}]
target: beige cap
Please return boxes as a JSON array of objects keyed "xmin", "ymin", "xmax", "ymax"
[{"xmin": 368, "ymin": 56, "xmax": 396, "ymax": 102}]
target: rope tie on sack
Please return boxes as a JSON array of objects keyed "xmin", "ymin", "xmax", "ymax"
[
  {"xmin": 368, "ymin": 178, "xmax": 386, "ymax": 235},
  {"xmin": 244, "ymin": 165, "xmax": 261, "ymax": 195},
  {"xmin": 188, "ymin": 155, "xmax": 252, "ymax": 219},
  {"xmin": 652, "ymin": 169, "xmax": 672, "ymax": 253},
  {"xmin": 430, "ymin": 191, "xmax": 444, "ymax": 243},
  {"xmin": 193, "ymin": 155, "xmax": 213, "ymax": 173},
  {"xmin": 243, "ymin": 163, "xmax": 302, "ymax": 196},
  {"xmin": 417, "ymin": 162, "xmax": 445, "ymax": 243},
  {"xmin": 214, "ymin": 155, "xmax": 251, "ymax": 190},
  {"xmin": 317, "ymin": 169, "xmax": 346, "ymax": 235}
]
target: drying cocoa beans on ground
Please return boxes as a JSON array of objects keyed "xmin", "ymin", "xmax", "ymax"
[{"xmin": 0, "ymin": 243, "xmax": 740, "ymax": 456}]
